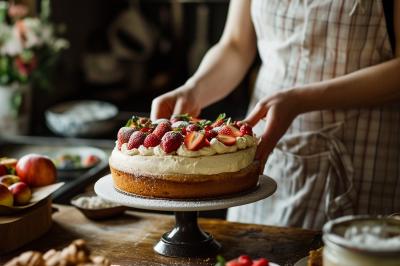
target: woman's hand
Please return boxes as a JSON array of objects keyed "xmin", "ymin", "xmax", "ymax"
[
  {"xmin": 150, "ymin": 83, "xmax": 201, "ymax": 120},
  {"xmin": 244, "ymin": 89, "xmax": 302, "ymax": 172}
]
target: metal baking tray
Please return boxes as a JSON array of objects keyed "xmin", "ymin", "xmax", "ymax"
[{"xmin": 0, "ymin": 135, "xmax": 114, "ymax": 204}]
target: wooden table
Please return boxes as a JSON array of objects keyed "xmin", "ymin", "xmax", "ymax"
[{"xmin": 1, "ymin": 205, "xmax": 322, "ymax": 266}]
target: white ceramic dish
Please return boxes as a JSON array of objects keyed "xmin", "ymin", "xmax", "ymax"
[
  {"xmin": 46, "ymin": 100, "xmax": 118, "ymax": 137},
  {"xmin": 294, "ymin": 256, "xmax": 308, "ymax": 266},
  {"xmin": 46, "ymin": 146, "xmax": 107, "ymax": 172}
]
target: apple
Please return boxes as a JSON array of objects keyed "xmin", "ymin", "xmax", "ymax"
[
  {"xmin": 0, "ymin": 175, "xmax": 20, "ymax": 187},
  {"xmin": 0, "ymin": 157, "xmax": 17, "ymax": 169},
  {"xmin": 16, "ymin": 154, "xmax": 57, "ymax": 187},
  {"xmin": 0, "ymin": 183, "xmax": 13, "ymax": 207},
  {"xmin": 0, "ymin": 164, "xmax": 7, "ymax": 176},
  {"xmin": 9, "ymin": 182, "xmax": 32, "ymax": 205}
]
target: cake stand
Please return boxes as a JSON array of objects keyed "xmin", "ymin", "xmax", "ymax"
[{"xmin": 94, "ymin": 174, "xmax": 277, "ymax": 258}]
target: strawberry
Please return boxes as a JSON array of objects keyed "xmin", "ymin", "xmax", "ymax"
[
  {"xmin": 217, "ymin": 134, "xmax": 236, "ymax": 146},
  {"xmin": 238, "ymin": 255, "xmax": 253, "ymax": 266},
  {"xmin": 143, "ymin": 133, "xmax": 161, "ymax": 148},
  {"xmin": 82, "ymin": 155, "xmax": 99, "ymax": 167},
  {"xmin": 127, "ymin": 131, "xmax": 147, "ymax": 149},
  {"xmin": 226, "ymin": 260, "xmax": 242, "ymax": 266},
  {"xmin": 252, "ymin": 258, "xmax": 269, "ymax": 266},
  {"xmin": 204, "ymin": 125, "xmax": 213, "ymax": 131},
  {"xmin": 184, "ymin": 131, "xmax": 205, "ymax": 151},
  {"xmin": 233, "ymin": 121, "xmax": 243, "ymax": 129},
  {"xmin": 140, "ymin": 127, "xmax": 153, "ymax": 133},
  {"xmin": 205, "ymin": 129, "xmax": 218, "ymax": 140},
  {"xmin": 211, "ymin": 119, "xmax": 224, "ymax": 128},
  {"xmin": 170, "ymin": 114, "xmax": 190, "ymax": 123},
  {"xmin": 0, "ymin": 164, "xmax": 7, "ymax": 176},
  {"xmin": 160, "ymin": 131, "xmax": 183, "ymax": 153},
  {"xmin": 181, "ymin": 127, "xmax": 187, "ymax": 135},
  {"xmin": 117, "ymin": 127, "xmax": 136, "ymax": 149},
  {"xmin": 240, "ymin": 124, "xmax": 253, "ymax": 136},
  {"xmin": 153, "ymin": 122, "xmax": 172, "ymax": 138},
  {"xmin": 186, "ymin": 124, "xmax": 200, "ymax": 133},
  {"xmin": 202, "ymin": 138, "xmax": 210, "ymax": 147},
  {"xmin": 211, "ymin": 113, "xmax": 226, "ymax": 127},
  {"xmin": 172, "ymin": 121, "xmax": 189, "ymax": 129},
  {"xmin": 218, "ymin": 125, "xmax": 242, "ymax": 137}
]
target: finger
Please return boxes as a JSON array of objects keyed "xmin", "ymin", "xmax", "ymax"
[
  {"xmin": 243, "ymin": 102, "xmax": 268, "ymax": 126},
  {"xmin": 173, "ymin": 97, "xmax": 187, "ymax": 115},
  {"xmin": 255, "ymin": 109, "xmax": 280, "ymax": 168},
  {"xmin": 173, "ymin": 98, "xmax": 201, "ymax": 118},
  {"xmin": 150, "ymin": 97, "xmax": 174, "ymax": 121}
]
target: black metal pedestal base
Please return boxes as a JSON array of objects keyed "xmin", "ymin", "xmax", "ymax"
[{"xmin": 154, "ymin": 211, "xmax": 221, "ymax": 257}]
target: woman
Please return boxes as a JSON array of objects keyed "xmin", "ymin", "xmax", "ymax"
[{"xmin": 151, "ymin": 0, "xmax": 400, "ymax": 229}]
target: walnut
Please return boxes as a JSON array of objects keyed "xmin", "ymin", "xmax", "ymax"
[
  {"xmin": 5, "ymin": 251, "xmax": 45, "ymax": 266},
  {"xmin": 5, "ymin": 239, "xmax": 110, "ymax": 266}
]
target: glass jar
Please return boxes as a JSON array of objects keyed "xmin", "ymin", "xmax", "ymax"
[{"xmin": 323, "ymin": 215, "xmax": 400, "ymax": 266}]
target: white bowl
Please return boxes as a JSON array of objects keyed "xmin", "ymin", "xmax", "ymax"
[{"xmin": 45, "ymin": 100, "xmax": 118, "ymax": 137}]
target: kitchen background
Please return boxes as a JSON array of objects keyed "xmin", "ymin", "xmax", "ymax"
[{"xmin": 26, "ymin": 0, "xmax": 259, "ymax": 138}]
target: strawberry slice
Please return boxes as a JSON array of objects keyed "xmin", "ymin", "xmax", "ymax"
[
  {"xmin": 218, "ymin": 125, "xmax": 242, "ymax": 137},
  {"xmin": 217, "ymin": 134, "xmax": 236, "ymax": 146},
  {"xmin": 184, "ymin": 131, "xmax": 205, "ymax": 151}
]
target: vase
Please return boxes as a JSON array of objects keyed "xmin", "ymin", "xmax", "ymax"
[{"xmin": 0, "ymin": 84, "xmax": 32, "ymax": 136}]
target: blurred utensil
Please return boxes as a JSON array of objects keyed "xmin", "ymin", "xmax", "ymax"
[{"xmin": 45, "ymin": 100, "xmax": 118, "ymax": 137}]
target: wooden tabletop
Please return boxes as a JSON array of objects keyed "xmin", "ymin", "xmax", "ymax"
[{"xmin": 1, "ymin": 205, "xmax": 322, "ymax": 266}]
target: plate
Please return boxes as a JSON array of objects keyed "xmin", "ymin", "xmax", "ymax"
[
  {"xmin": 0, "ymin": 182, "xmax": 64, "ymax": 215},
  {"xmin": 46, "ymin": 146, "xmax": 107, "ymax": 172},
  {"xmin": 95, "ymin": 174, "xmax": 277, "ymax": 212},
  {"xmin": 70, "ymin": 192, "xmax": 127, "ymax": 220},
  {"xmin": 294, "ymin": 256, "xmax": 308, "ymax": 266},
  {"xmin": 45, "ymin": 100, "xmax": 118, "ymax": 137}
]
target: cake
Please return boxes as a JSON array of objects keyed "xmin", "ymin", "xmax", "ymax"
[{"xmin": 109, "ymin": 114, "xmax": 259, "ymax": 199}]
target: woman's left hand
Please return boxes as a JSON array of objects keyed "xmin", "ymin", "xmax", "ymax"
[{"xmin": 244, "ymin": 89, "xmax": 302, "ymax": 172}]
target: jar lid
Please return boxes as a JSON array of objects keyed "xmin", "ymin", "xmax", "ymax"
[{"xmin": 323, "ymin": 215, "xmax": 400, "ymax": 256}]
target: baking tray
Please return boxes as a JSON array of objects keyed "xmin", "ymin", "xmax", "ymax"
[{"xmin": 0, "ymin": 135, "xmax": 114, "ymax": 204}]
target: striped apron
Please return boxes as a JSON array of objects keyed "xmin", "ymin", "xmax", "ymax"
[{"xmin": 228, "ymin": 0, "xmax": 400, "ymax": 229}]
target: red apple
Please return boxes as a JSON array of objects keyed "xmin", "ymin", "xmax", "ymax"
[
  {"xmin": 0, "ymin": 164, "xmax": 7, "ymax": 176},
  {"xmin": 16, "ymin": 154, "xmax": 57, "ymax": 187},
  {"xmin": 9, "ymin": 182, "xmax": 32, "ymax": 205},
  {"xmin": 0, "ymin": 183, "xmax": 13, "ymax": 207},
  {"xmin": 0, "ymin": 175, "xmax": 20, "ymax": 187}
]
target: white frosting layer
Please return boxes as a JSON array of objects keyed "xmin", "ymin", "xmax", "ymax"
[{"xmin": 110, "ymin": 145, "xmax": 256, "ymax": 176}]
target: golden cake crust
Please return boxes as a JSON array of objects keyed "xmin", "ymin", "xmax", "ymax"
[{"xmin": 110, "ymin": 161, "xmax": 260, "ymax": 199}]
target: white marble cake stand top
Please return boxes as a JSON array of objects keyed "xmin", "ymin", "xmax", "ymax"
[{"xmin": 94, "ymin": 174, "xmax": 277, "ymax": 212}]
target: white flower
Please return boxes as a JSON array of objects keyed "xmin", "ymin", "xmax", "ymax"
[{"xmin": 1, "ymin": 25, "xmax": 23, "ymax": 56}]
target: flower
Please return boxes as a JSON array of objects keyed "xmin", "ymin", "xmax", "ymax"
[
  {"xmin": 0, "ymin": 1, "xmax": 68, "ymax": 88},
  {"xmin": 7, "ymin": 3, "xmax": 28, "ymax": 19}
]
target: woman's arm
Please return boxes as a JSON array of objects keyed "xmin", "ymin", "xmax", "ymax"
[
  {"xmin": 151, "ymin": 0, "xmax": 256, "ymax": 120},
  {"xmin": 246, "ymin": 2, "xmax": 400, "ymax": 170}
]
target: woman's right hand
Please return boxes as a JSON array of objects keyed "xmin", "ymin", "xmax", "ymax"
[{"xmin": 150, "ymin": 83, "xmax": 202, "ymax": 120}]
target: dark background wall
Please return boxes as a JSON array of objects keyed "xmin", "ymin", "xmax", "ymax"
[{"xmin": 31, "ymin": 0, "xmax": 257, "ymax": 137}]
